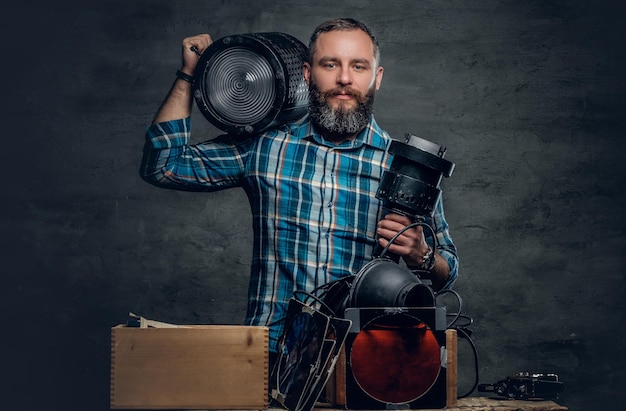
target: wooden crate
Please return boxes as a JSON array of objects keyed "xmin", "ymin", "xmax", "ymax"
[{"xmin": 110, "ymin": 324, "xmax": 269, "ymax": 409}]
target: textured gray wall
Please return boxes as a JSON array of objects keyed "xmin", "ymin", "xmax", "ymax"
[{"xmin": 3, "ymin": 1, "xmax": 625, "ymax": 410}]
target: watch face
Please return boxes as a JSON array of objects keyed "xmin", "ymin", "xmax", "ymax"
[{"xmin": 417, "ymin": 247, "xmax": 433, "ymax": 270}]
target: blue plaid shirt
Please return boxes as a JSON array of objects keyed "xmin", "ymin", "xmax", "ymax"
[{"xmin": 142, "ymin": 115, "xmax": 458, "ymax": 352}]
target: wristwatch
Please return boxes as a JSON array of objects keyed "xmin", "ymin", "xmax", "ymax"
[{"xmin": 419, "ymin": 246, "xmax": 435, "ymax": 271}]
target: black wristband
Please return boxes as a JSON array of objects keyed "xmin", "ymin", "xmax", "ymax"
[{"xmin": 175, "ymin": 69, "xmax": 194, "ymax": 84}]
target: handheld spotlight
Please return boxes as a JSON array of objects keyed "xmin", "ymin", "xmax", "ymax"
[
  {"xmin": 377, "ymin": 133, "xmax": 455, "ymax": 218},
  {"xmin": 373, "ymin": 133, "xmax": 455, "ymax": 260},
  {"xmin": 192, "ymin": 32, "xmax": 309, "ymax": 135}
]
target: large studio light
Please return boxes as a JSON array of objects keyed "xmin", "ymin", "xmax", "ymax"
[
  {"xmin": 342, "ymin": 259, "xmax": 448, "ymax": 409},
  {"xmin": 348, "ymin": 312, "xmax": 442, "ymax": 405},
  {"xmin": 192, "ymin": 32, "xmax": 309, "ymax": 135}
]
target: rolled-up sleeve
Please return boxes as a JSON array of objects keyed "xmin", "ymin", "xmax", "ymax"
[
  {"xmin": 430, "ymin": 196, "xmax": 459, "ymax": 290},
  {"xmin": 140, "ymin": 117, "xmax": 252, "ymax": 191}
]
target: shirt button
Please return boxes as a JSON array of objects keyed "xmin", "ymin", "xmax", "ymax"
[{"xmin": 327, "ymin": 202, "xmax": 333, "ymax": 208}]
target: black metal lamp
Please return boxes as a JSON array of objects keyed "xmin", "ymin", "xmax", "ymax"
[{"xmin": 192, "ymin": 32, "xmax": 309, "ymax": 135}]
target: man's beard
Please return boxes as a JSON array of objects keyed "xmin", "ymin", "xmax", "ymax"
[{"xmin": 308, "ymin": 81, "xmax": 376, "ymax": 142}]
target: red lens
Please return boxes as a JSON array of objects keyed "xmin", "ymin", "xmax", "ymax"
[{"xmin": 350, "ymin": 314, "xmax": 441, "ymax": 404}]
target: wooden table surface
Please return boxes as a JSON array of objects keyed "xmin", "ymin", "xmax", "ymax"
[
  {"xmin": 307, "ymin": 396, "xmax": 568, "ymax": 411},
  {"xmin": 437, "ymin": 396, "xmax": 567, "ymax": 410}
]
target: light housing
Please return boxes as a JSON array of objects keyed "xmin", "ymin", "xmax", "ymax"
[
  {"xmin": 192, "ymin": 32, "xmax": 309, "ymax": 135},
  {"xmin": 376, "ymin": 133, "xmax": 455, "ymax": 218}
]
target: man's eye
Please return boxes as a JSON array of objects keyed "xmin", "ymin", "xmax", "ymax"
[{"xmin": 324, "ymin": 63, "xmax": 336, "ymax": 68}]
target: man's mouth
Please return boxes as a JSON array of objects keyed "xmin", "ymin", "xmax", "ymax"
[
  {"xmin": 333, "ymin": 93, "xmax": 354, "ymax": 100},
  {"xmin": 327, "ymin": 88, "xmax": 359, "ymax": 99}
]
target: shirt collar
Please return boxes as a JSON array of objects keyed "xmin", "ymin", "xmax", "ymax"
[{"xmin": 289, "ymin": 114, "xmax": 390, "ymax": 151}]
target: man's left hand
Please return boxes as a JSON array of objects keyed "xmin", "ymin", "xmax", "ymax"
[{"xmin": 376, "ymin": 213, "xmax": 429, "ymax": 267}]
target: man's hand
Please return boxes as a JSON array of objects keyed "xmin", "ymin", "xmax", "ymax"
[
  {"xmin": 180, "ymin": 34, "xmax": 212, "ymax": 76},
  {"xmin": 376, "ymin": 213, "xmax": 429, "ymax": 266},
  {"xmin": 377, "ymin": 213, "xmax": 451, "ymax": 291},
  {"xmin": 152, "ymin": 33, "xmax": 213, "ymax": 125}
]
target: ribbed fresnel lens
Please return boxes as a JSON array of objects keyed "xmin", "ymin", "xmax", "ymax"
[{"xmin": 193, "ymin": 32, "xmax": 309, "ymax": 135}]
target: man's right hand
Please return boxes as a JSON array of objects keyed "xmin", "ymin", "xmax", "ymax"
[
  {"xmin": 179, "ymin": 34, "xmax": 213, "ymax": 76},
  {"xmin": 151, "ymin": 34, "xmax": 213, "ymax": 125}
]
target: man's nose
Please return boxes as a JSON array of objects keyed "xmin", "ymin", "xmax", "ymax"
[{"xmin": 337, "ymin": 67, "xmax": 352, "ymax": 85}]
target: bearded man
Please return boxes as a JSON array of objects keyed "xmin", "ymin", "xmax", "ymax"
[{"xmin": 140, "ymin": 18, "xmax": 458, "ymax": 362}]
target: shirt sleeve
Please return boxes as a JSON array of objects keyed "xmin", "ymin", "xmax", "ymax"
[
  {"xmin": 429, "ymin": 196, "xmax": 459, "ymax": 290},
  {"xmin": 140, "ymin": 117, "xmax": 254, "ymax": 191}
]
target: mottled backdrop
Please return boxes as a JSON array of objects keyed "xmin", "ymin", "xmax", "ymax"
[{"xmin": 3, "ymin": 1, "xmax": 625, "ymax": 410}]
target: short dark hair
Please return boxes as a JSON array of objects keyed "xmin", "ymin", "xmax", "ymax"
[{"xmin": 308, "ymin": 18, "xmax": 380, "ymax": 66}]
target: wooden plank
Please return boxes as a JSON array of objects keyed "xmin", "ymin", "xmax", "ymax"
[
  {"xmin": 448, "ymin": 396, "xmax": 568, "ymax": 410},
  {"xmin": 333, "ymin": 345, "xmax": 347, "ymax": 406},
  {"xmin": 308, "ymin": 396, "xmax": 567, "ymax": 410},
  {"xmin": 110, "ymin": 325, "xmax": 268, "ymax": 409},
  {"xmin": 446, "ymin": 328, "xmax": 458, "ymax": 406}
]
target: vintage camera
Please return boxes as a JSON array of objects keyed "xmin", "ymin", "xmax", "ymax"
[{"xmin": 478, "ymin": 372, "xmax": 565, "ymax": 400}]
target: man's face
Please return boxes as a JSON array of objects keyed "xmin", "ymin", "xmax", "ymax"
[{"xmin": 304, "ymin": 29, "xmax": 384, "ymax": 141}]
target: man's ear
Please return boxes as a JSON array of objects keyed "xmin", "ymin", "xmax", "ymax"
[{"xmin": 303, "ymin": 62, "xmax": 311, "ymax": 85}]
